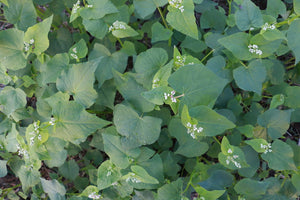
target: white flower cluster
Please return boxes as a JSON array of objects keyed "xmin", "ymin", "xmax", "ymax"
[
  {"xmin": 125, "ymin": 173, "xmax": 141, "ymax": 183},
  {"xmin": 29, "ymin": 122, "xmax": 42, "ymax": 146},
  {"xmin": 226, "ymin": 148, "xmax": 241, "ymax": 168},
  {"xmin": 186, "ymin": 122, "xmax": 203, "ymax": 139},
  {"xmin": 261, "ymin": 143, "xmax": 272, "ymax": 154},
  {"xmin": 49, "ymin": 117, "xmax": 56, "ymax": 126},
  {"xmin": 88, "ymin": 192, "xmax": 101, "ymax": 200},
  {"xmin": 72, "ymin": 0, "xmax": 80, "ymax": 14},
  {"xmin": 87, "ymin": 4, "xmax": 93, "ymax": 8},
  {"xmin": 169, "ymin": 0, "xmax": 184, "ymax": 12},
  {"xmin": 111, "ymin": 182, "xmax": 118, "ymax": 186},
  {"xmin": 16, "ymin": 144, "xmax": 29, "ymax": 159},
  {"xmin": 174, "ymin": 55, "xmax": 186, "ymax": 67},
  {"xmin": 164, "ymin": 90, "xmax": 177, "ymax": 103},
  {"xmin": 71, "ymin": 47, "xmax": 78, "ymax": 60},
  {"xmin": 152, "ymin": 78, "xmax": 160, "ymax": 88},
  {"xmin": 109, "ymin": 21, "xmax": 126, "ymax": 32},
  {"xmin": 262, "ymin": 23, "xmax": 276, "ymax": 31},
  {"xmin": 248, "ymin": 44, "xmax": 262, "ymax": 56},
  {"xmin": 24, "ymin": 39, "xmax": 34, "ymax": 52}
]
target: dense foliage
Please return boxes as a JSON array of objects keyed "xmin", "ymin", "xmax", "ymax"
[{"xmin": 0, "ymin": 0, "xmax": 300, "ymax": 199}]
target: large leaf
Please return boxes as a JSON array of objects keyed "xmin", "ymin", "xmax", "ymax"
[
  {"xmin": 218, "ymin": 32, "xmax": 252, "ymax": 61},
  {"xmin": 285, "ymin": 86, "xmax": 300, "ymax": 108},
  {"xmin": 135, "ymin": 48, "xmax": 168, "ymax": 89},
  {"xmin": 97, "ymin": 160, "xmax": 121, "ymax": 190},
  {"xmin": 24, "ymin": 15, "xmax": 53, "ymax": 55},
  {"xmin": 103, "ymin": 132, "xmax": 141, "ymax": 169},
  {"xmin": 113, "ymin": 71, "xmax": 155, "ymax": 112},
  {"xmin": 113, "ymin": 104, "xmax": 162, "ymax": 148},
  {"xmin": 257, "ymin": 109, "xmax": 292, "ymax": 139},
  {"xmin": 82, "ymin": 18, "xmax": 108, "ymax": 39},
  {"xmin": 0, "ymin": 86, "xmax": 27, "ymax": 116},
  {"xmin": 166, "ymin": 0, "xmax": 198, "ymax": 39},
  {"xmin": 233, "ymin": 59, "xmax": 267, "ymax": 94},
  {"xmin": 80, "ymin": 0, "xmax": 118, "ymax": 20},
  {"xmin": 189, "ymin": 105, "xmax": 236, "ymax": 137},
  {"xmin": 56, "ymin": 61, "xmax": 97, "ymax": 108},
  {"xmin": 41, "ymin": 178, "xmax": 66, "ymax": 200},
  {"xmin": 3, "ymin": 0, "xmax": 37, "ymax": 31},
  {"xmin": 151, "ymin": 22, "xmax": 173, "ymax": 43},
  {"xmin": 169, "ymin": 118, "xmax": 208, "ymax": 157},
  {"xmin": 51, "ymin": 101, "xmax": 110, "ymax": 144},
  {"xmin": 287, "ymin": 19, "xmax": 300, "ymax": 64},
  {"xmin": 168, "ymin": 64, "xmax": 228, "ymax": 108},
  {"xmin": 133, "ymin": 0, "xmax": 168, "ymax": 19},
  {"xmin": 0, "ymin": 29, "xmax": 26, "ymax": 70},
  {"xmin": 157, "ymin": 179, "xmax": 183, "ymax": 200},
  {"xmin": 89, "ymin": 44, "xmax": 128, "ymax": 87},
  {"xmin": 19, "ymin": 166, "xmax": 40, "ymax": 193},
  {"xmin": 261, "ymin": 140, "xmax": 297, "ymax": 170},
  {"xmin": 235, "ymin": 0, "xmax": 263, "ymax": 31},
  {"xmin": 0, "ymin": 160, "xmax": 7, "ymax": 177},
  {"xmin": 58, "ymin": 160, "xmax": 79, "ymax": 181},
  {"xmin": 234, "ymin": 178, "xmax": 269, "ymax": 199}
]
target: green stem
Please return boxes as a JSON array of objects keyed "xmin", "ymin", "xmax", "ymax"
[
  {"xmin": 276, "ymin": 15, "xmax": 300, "ymax": 27},
  {"xmin": 116, "ymin": 37, "xmax": 124, "ymax": 48},
  {"xmin": 0, "ymin": 184, "xmax": 22, "ymax": 200},
  {"xmin": 240, "ymin": 61, "xmax": 248, "ymax": 68},
  {"xmin": 83, "ymin": 0, "xmax": 86, "ymax": 6},
  {"xmin": 213, "ymin": 136, "xmax": 221, "ymax": 146},
  {"xmin": 157, "ymin": 7, "xmax": 169, "ymax": 29},
  {"xmin": 227, "ymin": 0, "xmax": 232, "ymax": 15},
  {"xmin": 286, "ymin": 64, "xmax": 296, "ymax": 70},
  {"xmin": 200, "ymin": 49, "xmax": 214, "ymax": 63}
]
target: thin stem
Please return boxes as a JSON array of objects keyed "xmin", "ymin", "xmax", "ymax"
[
  {"xmin": 201, "ymin": 49, "xmax": 214, "ymax": 63},
  {"xmin": 174, "ymin": 94, "xmax": 185, "ymax": 99},
  {"xmin": 276, "ymin": 15, "xmax": 300, "ymax": 27},
  {"xmin": 227, "ymin": 0, "xmax": 232, "ymax": 15},
  {"xmin": 157, "ymin": 7, "xmax": 169, "ymax": 29},
  {"xmin": 239, "ymin": 61, "xmax": 248, "ymax": 68},
  {"xmin": 213, "ymin": 136, "xmax": 221, "ymax": 146},
  {"xmin": 116, "ymin": 37, "xmax": 124, "ymax": 48},
  {"xmin": 83, "ymin": 0, "xmax": 86, "ymax": 6},
  {"xmin": 286, "ymin": 64, "xmax": 296, "ymax": 70}
]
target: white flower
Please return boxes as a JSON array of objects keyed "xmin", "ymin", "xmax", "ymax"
[
  {"xmin": 111, "ymin": 182, "xmax": 118, "ymax": 186},
  {"xmin": 186, "ymin": 122, "xmax": 192, "ymax": 127},
  {"xmin": 72, "ymin": 47, "xmax": 77, "ymax": 53},
  {"xmin": 261, "ymin": 143, "xmax": 272, "ymax": 154},
  {"xmin": 174, "ymin": 55, "xmax": 186, "ymax": 67},
  {"xmin": 226, "ymin": 155, "xmax": 241, "ymax": 168},
  {"xmin": 164, "ymin": 90, "xmax": 178, "ymax": 103},
  {"xmin": 106, "ymin": 171, "xmax": 112, "ymax": 177},
  {"xmin": 227, "ymin": 149, "xmax": 233, "ymax": 154},
  {"xmin": 169, "ymin": 0, "xmax": 184, "ymax": 12},
  {"xmin": 0, "ymin": 144, "xmax": 4, "ymax": 149},
  {"xmin": 125, "ymin": 173, "xmax": 141, "ymax": 183},
  {"xmin": 109, "ymin": 20, "xmax": 126, "ymax": 32},
  {"xmin": 71, "ymin": 53, "xmax": 78, "ymax": 59},
  {"xmin": 262, "ymin": 22, "xmax": 276, "ymax": 31},
  {"xmin": 88, "ymin": 192, "xmax": 101, "ymax": 199},
  {"xmin": 186, "ymin": 123, "xmax": 203, "ymax": 139},
  {"xmin": 87, "ymin": 4, "xmax": 93, "ymax": 8},
  {"xmin": 72, "ymin": 0, "xmax": 80, "ymax": 14},
  {"xmin": 248, "ymin": 44, "xmax": 263, "ymax": 56},
  {"xmin": 29, "ymin": 39, "xmax": 34, "ymax": 44},
  {"xmin": 49, "ymin": 117, "xmax": 55, "ymax": 125},
  {"xmin": 152, "ymin": 78, "xmax": 160, "ymax": 88}
]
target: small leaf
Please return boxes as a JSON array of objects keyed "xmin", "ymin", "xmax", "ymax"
[
  {"xmin": 0, "ymin": 86, "xmax": 27, "ymax": 116},
  {"xmin": 285, "ymin": 86, "xmax": 300, "ymax": 108},
  {"xmin": 287, "ymin": 19, "xmax": 300, "ymax": 64},
  {"xmin": 68, "ymin": 39, "xmax": 88, "ymax": 60},
  {"xmin": 130, "ymin": 165, "xmax": 159, "ymax": 184},
  {"xmin": 58, "ymin": 160, "xmax": 79, "ymax": 181},
  {"xmin": 82, "ymin": 18, "xmax": 108, "ymax": 39},
  {"xmin": 234, "ymin": 178, "xmax": 269, "ymax": 199},
  {"xmin": 97, "ymin": 160, "xmax": 121, "ymax": 190},
  {"xmin": 0, "ymin": 160, "xmax": 7, "ymax": 177},
  {"xmin": 110, "ymin": 21, "xmax": 139, "ymax": 38},
  {"xmin": 269, "ymin": 94, "xmax": 284, "ymax": 109},
  {"xmin": 193, "ymin": 185, "xmax": 225, "ymax": 200},
  {"xmin": 151, "ymin": 22, "xmax": 173, "ymax": 43}
]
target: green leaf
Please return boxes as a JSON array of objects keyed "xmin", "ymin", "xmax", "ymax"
[
  {"xmin": 189, "ymin": 105, "xmax": 236, "ymax": 137},
  {"xmin": 168, "ymin": 64, "xmax": 228, "ymax": 108},
  {"xmin": 270, "ymin": 94, "xmax": 284, "ymax": 109},
  {"xmin": 249, "ymin": 34, "xmax": 283, "ymax": 58},
  {"xmin": 193, "ymin": 185, "xmax": 225, "ymax": 200},
  {"xmin": 292, "ymin": 174, "xmax": 300, "ymax": 192},
  {"xmin": 0, "ymin": 86, "xmax": 27, "ymax": 116},
  {"xmin": 3, "ymin": 0, "xmax": 37, "ymax": 31},
  {"xmin": 287, "ymin": 19, "xmax": 300, "ymax": 64},
  {"xmin": 110, "ymin": 21, "xmax": 139, "ymax": 38},
  {"xmin": 238, "ymin": 146, "xmax": 260, "ymax": 178},
  {"xmin": 218, "ymin": 137, "xmax": 249, "ymax": 170},
  {"xmin": 218, "ymin": 32, "xmax": 252, "ymax": 60},
  {"xmin": 234, "ymin": 178, "xmax": 269, "ymax": 199},
  {"xmin": 47, "ymin": 27, "xmax": 74, "ymax": 56},
  {"xmin": 80, "ymin": 0, "xmax": 118, "ymax": 19},
  {"xmin": 200, "ymin": 9, "xmax": 226, "ymax": 31},
  {"xmin": 24, "ymin": 15, "xmax": 53, "ymax": 55},
  {"xmin": 0, "ymin": 160, "xmax": 7, "ymax": 177},
  {"xmin": 166, "ymin": 0, "xmax": 198, "ymax": 39},
  {"xmin": 68, "ymin": 39, "xmax": 88, "ymax": 60},
  {"xmin": 113, "ymin": 71, "xmax": 155, "ymax": 112},
  {"xmin": 39, "ymin": 53, "xmax": 69, "ymax": 85},
  {"xmin": 135, "ymin": 48, "xmax": 168, "ymax": 89},
  {"xmin": 94, "ymin": 79, "xmax": 116, "ymax": 109},
  {"xmin": 89, "ymin": 44, "xmax": 128, "ymax": 87},
  {"xmin": 285, "ymin": 86, "xmax": 300, "ymax": 108},
  {"xmin": 113, "ymin": 104, "xmax": 162, "ymax": 148},
  {"xmin": 5, "ymin": 123, "xmax": 19, "ymax": 152},
  {"xmin": 235, "ymin": 0, "xmax": 263, "ymax": 31},
  {"xmin": 151, "ymin": 22, "xmax": 173, "ymax": 43},
  {"xmin": 52, "ymin": 101, "xmax": 110, "ymax": 144},
  {"xmin": 40, "ymin": 178, "xmax": 66, "ymax": 200},
  {"xmin": 261, "ymin": 140, "xmax": 297, "ymax": 170},
  {"xmin": 56, "ymin": 61, "xmax": 97, "ymax": 108},
  {"xmin": 82, "ymin": 18, "xmax": 108, "ymax": 39},
  {"xmin": 206, "ymin": 56, "xmax": 232, "ymax": 82},
  {"xmin": 294, "ymin": 0, "xmax": 300, "ymax": 15},
  {"xmin": 266, "ymin": 0, "xmax": 286, "ymax": 18},
  {"xmin": 19, "ymin": 166, "xmax": 40, "ymax": 193},
  {"xmin": 157, "ymin": 179, "xmax": 183, "ymax": 200},
  {"xmin": 0, "ymin": 29, "xmax": 26, "ymax": 70},
  {"xmin": 58, "ymin": 160, "xmax": 79, "ymax": 181},
  {"xmin": 134, "ymin": 0, "xmax": 168, "ymax": 19},
  {"xmin": 102, "ymin": 133, "xmax": 140, "ymax": 169},
  {"xmin": 233, "ymin": 59, "xmax": 267, "ymax": 94},
  {"xmin": 169, "ymin": 118, "xmax": 208, "ymax": 157},
  {"xmin": 257, "ymin": 109, "xmax": 292, "ymax": 139},
  {"xmin": 245, "ymin": 138, "xmax": 272, "ymax": 153},
  {"xmin": 130, "ymin": 165, "xmax": 159, "ymax": 184},
  {"xmin": 97, "ymin": 160, "xmax": 121, "ymax": 190}
]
